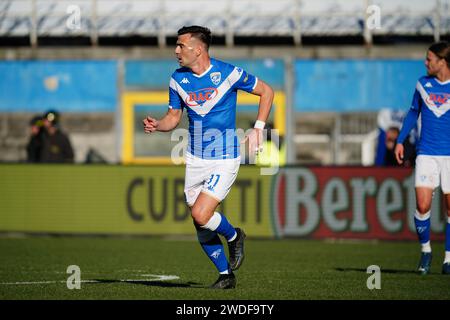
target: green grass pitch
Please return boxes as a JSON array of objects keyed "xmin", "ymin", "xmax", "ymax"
[{"xmin": 0, "ymin": 236, "xmax": 449, "ymax": 300}]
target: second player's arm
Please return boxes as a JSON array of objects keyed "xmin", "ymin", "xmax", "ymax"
[{"xmin": 143, "ymin": 108, "xmax": 182, "ymax": 133}]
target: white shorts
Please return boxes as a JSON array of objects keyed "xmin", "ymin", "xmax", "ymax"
[
  {"xmin": 184, "ymin": 152, "xmax": 241, "ymax": 206},
  {"xmin": 415, "ymin": 155, "xmax": 450, "ymax": 193}
]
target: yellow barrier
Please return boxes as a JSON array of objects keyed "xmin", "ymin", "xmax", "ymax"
[{"xmin": 121, "ymin": 91, "xmax": 286, "ymax": 164}]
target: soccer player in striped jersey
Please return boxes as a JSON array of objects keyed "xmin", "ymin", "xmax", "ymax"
[
  {"xmin": 395, "ymin": 41, "xmax": 450, "ymax": 275},
  {"xmin": 143, "ymin": 26, "xmax": 274, "ymax": 288}
]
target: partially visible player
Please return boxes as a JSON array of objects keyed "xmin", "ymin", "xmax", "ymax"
[
  {"xmin": 395, "ymin": 41, "xmax": 450, "ymax": 275},
  {"xmin": 143, "ymin": 26, "xmax": 274, "ymax": 288}
]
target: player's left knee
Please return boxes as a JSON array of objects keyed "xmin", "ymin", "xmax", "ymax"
[
  {"xmin": 190, "ymin": 205, "xmax": 210, "ymax": 226},
  {"xmin": 416, "ymin": 202, "xmax": 432, "ymax": 214}
]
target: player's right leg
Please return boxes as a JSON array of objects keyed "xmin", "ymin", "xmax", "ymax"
[
  {"xmin": 441, "ymin": 159, "xmax": 450, "ymax": 274},
  {"xmin": 414, "ymin": 156, "xmax": 439, "ymax": 274},
  {"xmin": 414, "ymin": 187, "xmax": 434, "ymax": 275},
  {"xmin": 443, "ymin": 193, "xmax": 450, "ymax": 275}
]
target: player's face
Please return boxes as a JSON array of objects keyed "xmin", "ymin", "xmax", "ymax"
[
  {"xmin": 425, "ymin": 50, "xmax": 444, "ymax": 76},
  {"xmin": 175, "ymin": 34, "xmax": 200, "ymax": 67}
]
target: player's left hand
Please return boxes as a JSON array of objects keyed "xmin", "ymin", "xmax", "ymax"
[{"xmin": 242, "ymin": 128, "xmax": 263, "ymax": 156}]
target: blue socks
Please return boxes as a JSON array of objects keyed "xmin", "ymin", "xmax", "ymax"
[
  {"xmin": 201, "ymin": 212, "xmax": 237, "ymax": 242},
  {"xmin": 196, "ymin": 226, "xmax": 230, "ymax": 274},
  {"xmin": 445, "ymin": 219, "xmax": 450, "ymax": 252},
  {"xmin": 195, "ymin": 212, "xmax": 238, "ymax": 274},
  {"xmin": 414, "ymin": 210, "xmax": 431, "ymax": 249},
  {"xmin": 414, "ymin": 212, "xmax": 450, "ymax": 264},
  {"xmin": 215, "ymin": 213, "xmax": 237, "ymax": 242}
]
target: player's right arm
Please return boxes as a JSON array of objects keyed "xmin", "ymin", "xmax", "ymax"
[
  {"xmin": 395, "ymin": 87, "xmax": 421, "ymax": 164},
  {"xmin": 143, "ymin": 108, "xmax": 182, "ymax": 133},
  {"xmin": 143, "ymin": 75, "xmax": 184, "ymax": 133}
]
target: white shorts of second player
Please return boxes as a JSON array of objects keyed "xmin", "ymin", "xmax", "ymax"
[
  {"xmin": 184, "ymin": 152, "xmax": 241, "ymax": 206},
  {"xmin": 415, "ymin": 155, "xmax": 450, "ymax": 194}
]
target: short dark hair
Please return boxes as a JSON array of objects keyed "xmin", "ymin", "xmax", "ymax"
[
  {"xmin": 429, "ymin": 41, "xmax": 450, "ymax": 68},
  {"xmin": 177, "ymin": 25, "xmax": 212, "ymax": 51}
]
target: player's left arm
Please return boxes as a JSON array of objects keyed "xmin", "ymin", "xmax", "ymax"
[
  {"xmin": 243, "ymin": 79, "xmax": 274, "ymax": 153},
  {"xmin": 251, "ymin": 79, "xmax": 274, "ymax": 125}
]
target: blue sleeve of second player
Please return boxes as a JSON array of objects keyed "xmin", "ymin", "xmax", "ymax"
[{"xmin": 397, "ymin": 89, "xmax": 420, "ymax": 144}]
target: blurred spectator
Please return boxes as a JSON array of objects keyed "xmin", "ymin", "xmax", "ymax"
[
  {"xmin": 26, "ymin": 115, "xmax": 44, "ymax": 163},
  {"xmin": 383, "ymin": 126, "xmax": 400, "ymax": 166},
  {"xmin": 380, "ymin": 126, "xmax": 416, "ymax": 167},
  {"xmin": 41, "ymin": 110, "xmax": 75, "ymax": 163},
  {"xmin": 375, "ymin": 108, "xmax": 417, "ymax": 167}
]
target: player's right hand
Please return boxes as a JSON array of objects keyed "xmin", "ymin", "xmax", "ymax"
[
  {"xmin": 143, "ymin": 116, "xmax": 158, "ymax": 133},
  {"xmin": 394, "ymin": 143, "xmax": 404, "ymax": 164}
]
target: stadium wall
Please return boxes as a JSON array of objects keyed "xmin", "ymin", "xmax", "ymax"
[
  {"xmin": 0, "ymin": 58, "xmax": 427, "ymax": 164},
  {"xmin": 0, "ymin": 165, "xmax": 446, "ymax": 241},
  {"xmin": 0, "ymin": 58, "xmax": 423, "ymax": 112}
]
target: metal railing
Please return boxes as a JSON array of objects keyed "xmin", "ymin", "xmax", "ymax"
[
  {"xmin": 0, "ymin": 0, "xmax": 448, "ymax": 47},
  {"xmin": 292, "ymin": 111, "xmax": 380, "ymax": 165}
]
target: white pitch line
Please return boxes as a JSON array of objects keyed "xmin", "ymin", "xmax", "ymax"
[{"xmin": 0, "ymin": 275, "xmax": 180, "ymax": 285}]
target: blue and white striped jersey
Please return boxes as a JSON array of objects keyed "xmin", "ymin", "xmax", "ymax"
[
  {"xmin": 168, "ymin": 58, "xmax": 257, "ymax": 159},
  {"xmin": 398, "ymin": 76, "xmax": 450, "ymax": 156}
]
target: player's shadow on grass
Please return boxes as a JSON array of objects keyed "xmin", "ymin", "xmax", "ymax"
[
  {"xmin": 86, "ymin": 279, "xmax": 205, "ymax": 288},
  {"xmin": 335, "ymin": 267, "xmax": 418, "ymax": 274}
]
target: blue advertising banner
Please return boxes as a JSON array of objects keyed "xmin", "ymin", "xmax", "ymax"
[
  {"xmin": 294, "ymin": 59, "xmax": 425, "ymax": 112},
  {"xmin": 0, "ymin": 61, "xmax": 117, "ymax": 112}
]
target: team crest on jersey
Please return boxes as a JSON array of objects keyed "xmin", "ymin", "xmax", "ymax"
[{"xmin": 210, "ymin": 72, "xmax": 221, "ymax": 85}]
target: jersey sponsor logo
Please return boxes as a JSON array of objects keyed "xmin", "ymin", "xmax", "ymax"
[
  {"xmin": 426, "ymin": 92, "xmax": 450, "ymax": 107},
  {"xmin": 210, "ymin": 72, "xmax": 221, "ymax": 85},
  {"xmin": 185, "ymin": 87, "xmax": 218, "ymax": 106}
]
